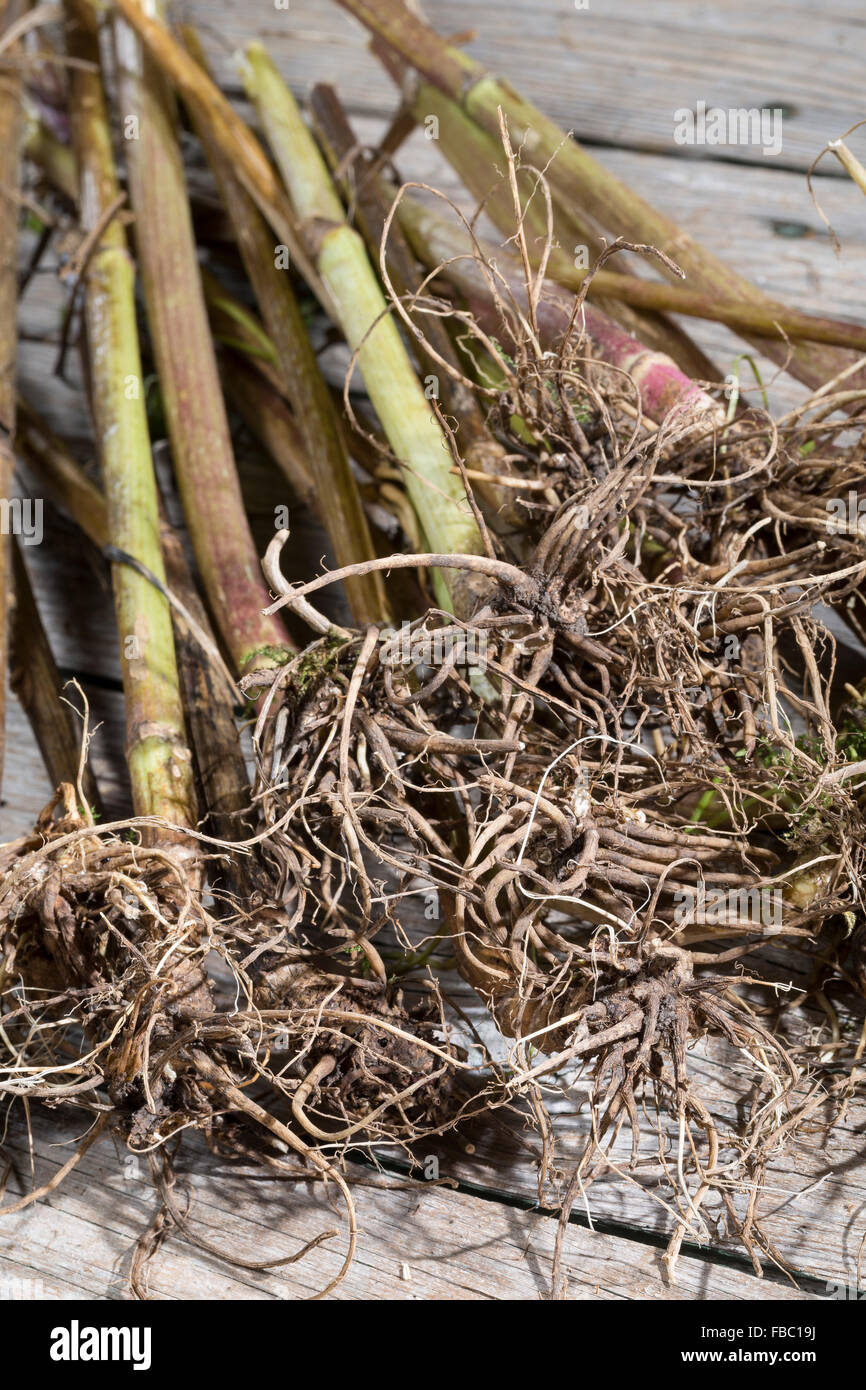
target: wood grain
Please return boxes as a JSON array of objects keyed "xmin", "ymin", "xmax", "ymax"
[
  {"xmin": 2, "ymin": 0, "xmax": 865, "ymax": 1301},
  {"xmin": 0, "ymin": 1108, "xmax": 821, "ymax": 1300},
  {"xmin": 184, "ymin": 0, "xmax": 866, "ymax": 173}
]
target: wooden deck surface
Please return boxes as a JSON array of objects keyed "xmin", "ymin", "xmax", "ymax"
[{"xmin": 2, "ymin": 0, "xmax": 866, "ymax": 1301}]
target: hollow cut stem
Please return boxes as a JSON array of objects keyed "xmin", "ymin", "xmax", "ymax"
[{"xmin": 828, "ymin": 139, "xmax": 866, "ymax": 198}]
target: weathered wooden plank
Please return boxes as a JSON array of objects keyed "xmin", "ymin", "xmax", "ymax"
[
  {"xmin": 0, "ymin": 689, "xmax": 54, "ymax": 833},
  {"xmin": 433, "ymin": 1036, "xmax": 866, "ymax": 1292},
  {"xmin": 4, "ymin": 0, "xmax": 866, "ymax": 1301},
  {"xmin": 0, "ymin": 680, "xmax": 130, "ymax": 838},
  {"xmin": 0, "ymin": 1108, "xmax": 818, "ymax": 1299},
  {"xmin": 384, "ymin": 922, "xmax": 866, "ymax": 1291},
  {"xmin": 186, "ymin": 0, "xmax": 866, "ymax": 173}
]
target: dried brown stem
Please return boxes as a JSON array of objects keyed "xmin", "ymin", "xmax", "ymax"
[
  {"xmin": 9, "ymin": 540, "xmax": 102, "ymax": 815},
  {"xmin": 114, "ymin": 7, "xmax": 292, "ymax": 675},
  {"xmin": 180, "ymin": 24, "xmax": 387, "ymax": 628}
]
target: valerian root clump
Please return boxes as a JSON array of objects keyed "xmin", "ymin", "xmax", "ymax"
[
  {"xmin": 0, "ymin": 783, "xmax": 474, "ymax": 1295},
  {"xmin": 244, "ymin": 302, "xmax": 866, "ymax": 1276}
]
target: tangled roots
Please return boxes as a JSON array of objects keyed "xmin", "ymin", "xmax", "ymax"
[
  {"xmin": 245, "ymin": 386, "xmax": 866, "ymax": 1271},
  {"xmin": 0, "ymin": 784, "xmax": 471, "ymax": 1294}
]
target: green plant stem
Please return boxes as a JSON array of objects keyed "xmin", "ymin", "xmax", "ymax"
[
  {"xmin": 64, "ymin": 0, "xmax": 194, "ymax": 830},
  {"xmin": 22, "ymin": 109, "xmax": 79, "ymax": 203},
  {"xmin": 9, "ymin": 539, "xmax": 103, "ymax": 817},
  {"xmin": 15, "ymin": 396, "xmax": 252, "ymax": 860},
  {"xmin": 113, "ymin": 7, "xmax": 292, "ymax": 675},
  {"xmin": 242, "ymin": 44, "xmax": 485, "ymax": 618},
  {"xmin": 337, "ymin": 0, "xmax": 866, "ymax": 394},
  {"xmin": 180, "ymin": 25, "xmax": 386, "ymax": 628},
  {"xmin": 309, "ymin": 82, "xmax": 523, "ymax": 535}
]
